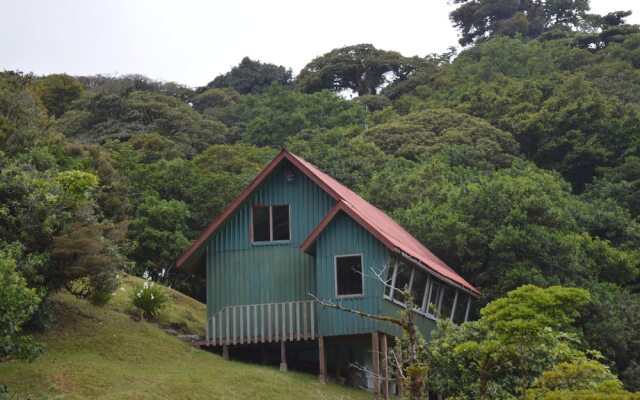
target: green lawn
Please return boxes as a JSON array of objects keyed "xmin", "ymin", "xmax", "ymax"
[{"xmin": 0, "ymin": 279, "xmax": 370, "ymax": 400}]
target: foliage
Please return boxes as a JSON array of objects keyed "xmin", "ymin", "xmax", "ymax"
[
  {"xmin": 127, "ymin": 196, "xmax": 190, "ymax": 278},
  {"xmin": 0, "ymin": 72, "xmax": 48, "ymax": 154},
  {"xmin": 30, "ymin": 73, "xmax": 84, "ymax": 118},
  {"xmin": 296, "ymin": 44, "xmax": 426, "ymax": 96},
  {"xmin": 285, "ymin": 127, "xmax": 387, "ymax": 190},
  {"xmin": 450, "ymin": 0, "xmax": 592, "ymax": 46},
  {"xmin": 0, "ymin": 249, "xmax": 42, "ymax": 362},
  {"xmin": 368, "ymin": 157, "xmax": 640, "ymax": 301},
  {"xmin": 365, "ymin": 108, "xmax": 520, "ymax": 167},
  {"xmin": 221, "ymin": 83, "xmax": 368, "ymax": 147},
  {"xmin": 51, "ymin": 219, "xmax": 125, "ymax": 302},
  {"xmin": 428, "ymin": 285, "xmax": 591, "ymax": 399},
  {"xmin": 3, "ymin": 8, "xmax": 640, "ymax": 389},
  {"xmin": 56, "ymin": 90, "xmax": 229, "ymax": 155},
  {"xmin": 526, "ymin": 356, "xmax": 632, "ymax": 399},
  {"xmin": 129, "ymin": 272, "xmax": 170, "ymax": 319},
  {"xmin": 192, "ymin": 87, "xmax": 241, "ymax": 117},
  {"xmin": 77, "ymin": 74, "xmax": 195, "ymax": 102},
  {"xmin": 203, "ymin": 57, "xmax": 292, "ymax": 94}
]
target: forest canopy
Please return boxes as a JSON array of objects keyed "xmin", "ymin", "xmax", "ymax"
[{"xmin": 1, "ymin": 0, "xmax": 640, "ymax": 394}]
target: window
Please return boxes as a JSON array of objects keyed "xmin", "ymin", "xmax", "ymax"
[
  {"xmin": 252, "ymin": 205, "xmax": 290, "ymax": 242},
  {"xmin": 410, "ymin": 269, "xmax": 428, "ymax": 310},
  {"xmin": 439, "ymin": 285, "xmax": 457, "ymax": 320},
  {"xmin": 453, "ymin": 292, "xmax": 470, "ymax": 324},
  {"xmin": 392, "ymin": 261, "xmax": 413, "ymax": 302},
  {"xmin": 335, "ymin": 255, "xmax": 363, "ymax": 297},
  {"xmin": 425, "ymin": 280, "xmax": 443, "ymax": 317}
]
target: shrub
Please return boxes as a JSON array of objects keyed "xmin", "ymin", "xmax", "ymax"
[
  {"xmin": 129, "ymin": 273, "xmax": 170, "ymax": 319},
  {"xmin": 0, "ymin": 250, "xmax": 42, "ymax": 361}
]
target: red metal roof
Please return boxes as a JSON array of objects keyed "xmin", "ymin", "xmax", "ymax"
[{"xmin": 176, "ymin": 150, "xmax": 480, "ymax": 297}]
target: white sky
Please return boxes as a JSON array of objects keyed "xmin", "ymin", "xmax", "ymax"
[{"xmin": 1, "ymin": 0, "xmax": 639, "ymax": 88}]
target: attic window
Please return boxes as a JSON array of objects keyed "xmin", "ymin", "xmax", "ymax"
[
  {"xmin": 252, "ymin": 205, "xmax": 290, "ymax": 242},
  {"xmin": 335, "ymin": 255, "xmax": 364, "ymax": 297}
]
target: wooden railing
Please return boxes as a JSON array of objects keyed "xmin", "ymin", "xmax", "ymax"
[{"xmin": 205, "ymin": 300, "xmax": 316, "ymax": 346}]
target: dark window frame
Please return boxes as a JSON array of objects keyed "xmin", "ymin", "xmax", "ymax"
[
  {"xmin": 334, "ymin": 254, "xmax": 364, "ymax": 298},
  {"xmin": 251, "ymin": 204, "xmax": 291, "ymax": 243}
]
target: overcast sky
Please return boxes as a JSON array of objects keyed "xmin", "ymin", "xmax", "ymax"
[{"xmin": 1, "ymin": 0, "xmax": 639, "ymax": 88}]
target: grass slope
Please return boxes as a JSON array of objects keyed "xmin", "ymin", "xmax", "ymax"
[{"xmin": 0, "ymin": 278, "xmax": 369, "ymax": 400}]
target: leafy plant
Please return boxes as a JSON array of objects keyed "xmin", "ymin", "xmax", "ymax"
[
  {"xmin": 0, "ymin": 249, "xmax": 42, "ymax": 362},
  {"xmin": 129, "ymin": 271, "xmax": 170, "ymax": 319}
]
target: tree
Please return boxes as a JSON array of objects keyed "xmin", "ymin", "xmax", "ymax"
[
  {"xmin": 296, "ymin": 44, "xmax": 425, "ymax": 96},
  {"xmin": 285, "ymin": 127, "xmax": 387, "ymax": 190},
  {"xmin": 50, "ymin": 219, "xmax": 126, "ymax": 305},
  {"xmin": 226, "ymin": 83, "xmax": 368, "ymax": 147},
  {"xmin": 526, "ymin": 357, "xmax": 635, "ymax": 399},
  {"xmin": 429, "ymin": 285, "xmax": 591, "ymax": 399},
  {"xmin": 0, "ymin": 248, "xmax": 42, "ymax": 362},
  {"xmin": 0, "ymin": 72, "xmax": 48, "ymax": 154},
  {"xmin": 450, "ymin": 0, "xmax": 591, "ymax": 46},
  {"xmin": 192, "ymin": 87, "xmax": 241, "ymax": 116},
  {"xmin": 365, "ymin": 108, "xmax": 521, "ymax": 168},
  {"xmin": 366, "ymin": 157, "xmax": 639, "ymax": 300},
  {"xmin": 203, "ymin": 57, "xmax": 292, "ymax": 95},
  {"xmin": 127, "ymin": 195, "xmax": 190, "ymax": 280},
  {"xmin": 56, "ymin": 90, "xmax": 230, "ymax": 155},
  {"xmin": 30, "ymin": 74, "xmax": 84, "ymax": 118}
]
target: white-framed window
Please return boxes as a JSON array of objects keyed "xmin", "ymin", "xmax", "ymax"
[
  {"xmin": 335, "ymin": 254, "xmax": 364, "ymax": 298},
  {"xmin": 384, "ymin": 255, "xmax": 474, "ymax": 323},
  {"xmin": 251, "ymin": 204, "xmax": 290, "ymax": 242}
]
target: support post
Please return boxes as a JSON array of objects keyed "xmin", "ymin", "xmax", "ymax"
[
  {"xmin": 381, "ymin": 334, "xmax": 389, "ymax": 399},
  {"xmin": 222, "ymin": 344, "xmax": 229, "ymax": 360},
  {"xmin": 318, "ymin": 336, "xmax": 327, "ymax": 384},
  {"xmin": 280, "ymin": 340, "xmax": 287, "ymax": 371},
  {"xmin": 372, "ymin": 331, "xmax": 380, "ymax": 395}
]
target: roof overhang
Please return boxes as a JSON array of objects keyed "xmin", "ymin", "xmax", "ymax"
[
  {"xmin": 175, "ymin": 149, "xmax": 480, "ymax": 298},
  {"xmin": 301, "ymin": 201, "xmax": 481, "ymax": 298}
]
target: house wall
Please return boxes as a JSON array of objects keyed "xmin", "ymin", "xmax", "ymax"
[
  {"xmin": 314, "ymin": 211, "xmax": 440, "ymax": 339},
  {"xmin": 206, "ymin": 162, "xmax": 335, "ymax": 321},
  {"xmin": 314, "ymin": 212, "xmax": 390, "ymax": 337}
]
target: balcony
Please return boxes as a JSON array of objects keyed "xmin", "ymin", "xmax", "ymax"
[{"xmin": 205, "ymin": 300, "xmax": 317, "ymax": 346}]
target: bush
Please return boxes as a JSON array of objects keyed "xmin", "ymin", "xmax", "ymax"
[
  {"xmin": 129, "ymin": 274, "xmax": 170, "ymax": 319},
  {"xmin": 0, "ymin": 250, "xmax": 42, "ymax": 361}
]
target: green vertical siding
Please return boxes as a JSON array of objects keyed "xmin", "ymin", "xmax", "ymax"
[
  {"xmin": 314, "ymin": 211, "xmax": 440, "ymax": 339},
  {"xmin": 205, "ymin": 160, "xmax": 439, "ymax": 341},
  {"xmin": 377, "ymin": 301, "xmax": 438, "ymax": 339},
  {"xmin": 314, "ymin": 212, "xmax": 390, "ymax": 337},
  {"xmin": 206, "ymin": 163, "xmax": 335, "ymax": 320}
]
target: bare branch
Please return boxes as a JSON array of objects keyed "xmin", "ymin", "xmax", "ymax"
[{"xmin": 308, "ymin": 293, "xmax": 403, "ymax": 326}]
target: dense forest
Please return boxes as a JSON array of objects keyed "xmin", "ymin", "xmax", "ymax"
[{"xmin": 2, "ymin": 0, "xmax": 640, "ymax": 397}]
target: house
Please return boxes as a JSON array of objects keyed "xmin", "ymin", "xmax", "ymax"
[{"xmin": 176, "ymin": 150, "xmax": 480, "ymax": 394}]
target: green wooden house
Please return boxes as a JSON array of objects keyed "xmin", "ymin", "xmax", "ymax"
[{"xmin": 176, "ymin": 150, "xmax": 480, "ymax": 394}]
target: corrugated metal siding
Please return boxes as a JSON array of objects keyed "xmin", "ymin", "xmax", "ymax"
[
  {"xmin": 315, "ymin": 212, "xmax": 390, "ymax": 337},
  {"xmin": 377, "ymin": 300, "xmax": 438, "ymax": 339},
  {"xmin": 206, "ymin": 163, "xmax": 335, "ymax": 319}
]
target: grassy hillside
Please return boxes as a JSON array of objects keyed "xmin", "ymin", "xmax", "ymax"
[{"xmin": 0, "ymin": 279, "xmax": 369, "ymax": 400}]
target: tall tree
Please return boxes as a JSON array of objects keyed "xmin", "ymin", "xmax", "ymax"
[
  {"xmin": 296, "ymin": 44, "xmax": 424, "ymax": 96},
  {"xmin": 203, "ymin": 57, "xmax": 292, "ymax": 95},
  {"xmin": 30, "ymin": 74, "xmax": 84, "ymax": 118},
  {"xmin": 450, "ymin": 0, "xmax": 591, "ymax": 46}
]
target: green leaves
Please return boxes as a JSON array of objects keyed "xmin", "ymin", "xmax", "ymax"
[
  {"xmin": 55, "ymin": 170, "xmax": 99, "ymax": 203},
  {"xmin": 0, "ymin": 248, "xmax": 42, "ymax": 362},
  {"xmin": 428, "ymin": 285, "xmax": 591, "ymax": 399}
]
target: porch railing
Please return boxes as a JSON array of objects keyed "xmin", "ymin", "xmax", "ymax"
[{"xmin": 205, "ymin": 300, "xmax": 316, "ymax": 346}]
